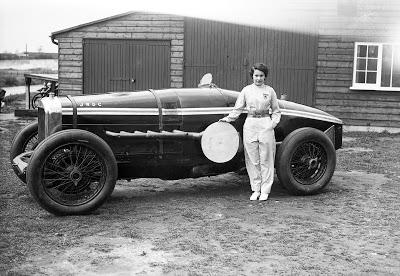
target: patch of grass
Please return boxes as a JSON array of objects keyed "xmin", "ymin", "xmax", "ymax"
[
  {"xmin": 0, "ymin": 68, "xmax": 57, "ymax": 87},
  {"xmin": 2, "ymin": 76, "xmax": 19, "ymax": 86},
  {"xmin": 338, "ymin": 133, "xmax": 400, "ymax": 179},
  {"xmin": 1, "ymin": 93, "xmax": 26, "ymax": 113},
  {"xmin": 3, "ymin": 93, "xmax": 25, "ymax": 104}
]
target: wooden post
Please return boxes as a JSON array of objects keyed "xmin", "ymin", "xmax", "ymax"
[
  {"xmin": 25, "ymin": 77, "xmax": 31, "ymax": 109},
  {"xmin": 50, "ymin": 81, "xmax": 56, "ymax": 94}
]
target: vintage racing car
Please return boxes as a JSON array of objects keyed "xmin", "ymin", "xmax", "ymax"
[{"xmin": 11, "ymin": 74, "xmax": 343, "ymax": 215}]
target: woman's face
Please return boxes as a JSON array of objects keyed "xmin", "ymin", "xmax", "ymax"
[{"xmin": 252, "ymin": 69, "xmax": 265, "ymax": 86}]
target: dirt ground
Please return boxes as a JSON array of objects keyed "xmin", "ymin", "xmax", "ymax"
[{"xmin": 0, "ymin": 113, "xmax": 399, "ymax": 275}]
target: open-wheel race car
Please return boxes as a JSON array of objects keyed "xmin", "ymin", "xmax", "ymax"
[{"xmin": 11, "ymin": 74, "xmax": 343, "ymax": 216}]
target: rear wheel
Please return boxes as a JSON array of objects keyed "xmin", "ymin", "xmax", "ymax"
[
  {"xmin": 27, "ymin": 129, "xmax": 118, "ymax": 215},
  {"xmin": 10, "ymin": 122, "xmax": 39, "ymax": 183},
  {"xmin": 276, "ymin": 127, "xmax": 336, "ymax": 195}
]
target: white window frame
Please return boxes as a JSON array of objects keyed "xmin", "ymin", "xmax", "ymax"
[{"xmin": 351, "ymin": 42, "xmax": 400, "ymax": 91}]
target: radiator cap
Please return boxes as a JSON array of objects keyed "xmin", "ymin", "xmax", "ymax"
[{"xmin": 201, "ymin": 122, "xmax": 239, "ymax": 163}]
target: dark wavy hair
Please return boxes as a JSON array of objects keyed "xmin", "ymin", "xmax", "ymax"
[{"xmin": 249, "ymin": 63, "xmax": 269, "ymax": 78}]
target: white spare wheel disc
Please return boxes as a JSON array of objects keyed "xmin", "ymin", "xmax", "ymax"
[{"xmin": 201, "ymin": 122, "xmax": 239, "ymax": 163}]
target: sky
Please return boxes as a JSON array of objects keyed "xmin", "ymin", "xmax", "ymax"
[{"xmin": 0, "ymin": 0, "xmax": 323, "ymax": 53}]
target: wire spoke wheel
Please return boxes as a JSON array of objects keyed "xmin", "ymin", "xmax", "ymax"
[
  {"xmin": 27, "ymin": 129, "xmax": 117, "ymax": 215},
  {"xmin": 42, "ymin": 143, "xmax": 106, "ymax": 206},
  {"xmin": 23, "ymin": 132, "xmax": 39, "ymax": 152},
  {"xmin": 276, "ymin": 127, "xmax": 336, "ymax": 195},
  {"xmin": 290, "ymin": 141, "xmax": 327, "ymax": 185}
]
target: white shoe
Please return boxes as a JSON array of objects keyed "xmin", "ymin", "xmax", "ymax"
[
  {"xmin": 259, "ymin": 193, "xmax": 269, "ymax": 201},
  {"xmin": 250, "ymin": 192, "xmax": 260, "ymax": 201}
]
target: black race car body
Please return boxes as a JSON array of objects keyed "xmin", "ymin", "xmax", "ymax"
[{"xmin": 11, "ymin": 76, "xmax": 343, "ymax": 215}]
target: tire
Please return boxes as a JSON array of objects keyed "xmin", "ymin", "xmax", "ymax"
[
  {"xmin": 276, "ymin": 127, "xmax": 336, "ymax": 195},
  {"xmin": 26, "ymin": 129, "xmax": 118, "ymax": 215},
  {"xmin": 10, "ymin": 122, "xmax": 39, "ymax": 183}
]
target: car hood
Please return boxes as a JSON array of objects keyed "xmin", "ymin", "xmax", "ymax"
[{"xmin": 56, "ymin": 89, "xmax": 342, "ymax": 124}]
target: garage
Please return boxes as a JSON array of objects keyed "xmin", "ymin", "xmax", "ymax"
[
  {"xmin": 47, "ymin": 4, "xmax": 400, "ymax": 131},
  {"xmin": 51, "ymin": 11, "xmax": 318, "ymax": 106}
]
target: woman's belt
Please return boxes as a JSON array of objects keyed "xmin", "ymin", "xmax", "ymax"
[{"xmin": 248, "ymin": 112, "xmax": 270, "ymax": 118}]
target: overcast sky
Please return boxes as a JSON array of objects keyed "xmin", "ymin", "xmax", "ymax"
[{"xmin": 0, "ymin": 0, "xmax": 325, "ymax": 53}]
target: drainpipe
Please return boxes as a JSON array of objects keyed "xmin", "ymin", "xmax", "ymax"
[
  {"xmin": 51, "ymin": 35, "xmax": 58, "ymax": 45},
  {"xmin": 50, "ymin": 34, "xmax": 59, "ymax": 96}
]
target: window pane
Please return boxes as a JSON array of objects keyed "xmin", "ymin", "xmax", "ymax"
[
  {"xmin": 357, "ymin": 45, "xmax": 367, "ymax": 57},
  {"xmin": 381, "ymin": 45, "xmax": 392, "ymax": 87},
  {"xmin": 381, "ymin": 71, "xmax": 391, "ymax": 87},
  {"xmin": 393, "ymin": 46, "xmax": 400, "ymax": 87},
  {"xmin": 383, "ymin": 45, "xmax": 393, "ymax": 60},
  {"xmin": 367, "ymin": 59, "xmax": 377, "ymax": 71},
  {"xmin": 366, "ymin": 72, "xmax": 376, "ymax": 83},
  {"xmin": 393, "ymin": 46, "xmax": 400, "ymax": 73},
  {"xmin": 368, "ymin": 45, "xmax": 378, "ymax": 58},
  {"xmin": 393, "ymin": 73, "xmax": 400, "ymax": 87},
  {"xmin": 356, "ymin": 71, "xmax": 365, "ymax": 83},
  {"xmin": 357, "ymin": 58, "xmax": 366, "ymax": 70}
]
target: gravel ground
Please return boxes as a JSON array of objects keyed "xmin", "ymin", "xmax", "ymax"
[{"xmin": 0, "ymin": 114, "xmax": 399, "ymax": 275}]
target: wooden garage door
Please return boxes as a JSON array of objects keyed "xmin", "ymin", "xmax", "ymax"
[
  {"xmin": 184, "ymin": 19, "xmax": 318, "ymax": 106},
  {"xmin": 83, "ymin": 39, "xmax": 170, "ymax": 94}
]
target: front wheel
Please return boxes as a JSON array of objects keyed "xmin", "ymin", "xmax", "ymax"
[
  {"xmin": 27, "ymin": 129, "xmax": 118, "ymax": 215},
  {"xmin": 276, "ymin": 127, "xmax": 336, "ymax": 195}
]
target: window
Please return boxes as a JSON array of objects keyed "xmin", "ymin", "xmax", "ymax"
[{"xmin": 352, "ymin": 42, "xmax": 400, "ymax": 91}]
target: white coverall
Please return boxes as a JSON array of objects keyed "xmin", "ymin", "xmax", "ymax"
[{"xmin": 223, "ymin": 83, "xmax": 281, "ymax": 194}]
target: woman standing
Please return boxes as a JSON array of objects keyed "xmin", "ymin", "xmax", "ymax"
[{"xmin": 220, "ymin": 63, "xmax": 281, "ymax": 201}]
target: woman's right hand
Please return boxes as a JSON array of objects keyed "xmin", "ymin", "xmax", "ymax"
[{"xmin": 219, "ymin": 117, "xmax": 229, "ymax": 123}]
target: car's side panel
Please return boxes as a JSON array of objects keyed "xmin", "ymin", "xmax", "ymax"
[
  {"xmin": 58, "ymin": 89, "xmax": 235, "ymax": 170},
  {"xmin": 54, "ymin": 87, "xmax": 342, "ymax": 179}
]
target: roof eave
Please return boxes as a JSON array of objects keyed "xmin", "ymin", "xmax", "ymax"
[{"xmin": 51, "ymin": 11, "xmax": 136, "ymax": 38}]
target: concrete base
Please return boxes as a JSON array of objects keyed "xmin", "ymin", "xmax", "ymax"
[
  {"xmin": 14, "ymin": 109, "xmax": 38, "ymax": 117},
  {"xmin": 343, "ymin": 125, "xmax": 400, "ymax": 134}
]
